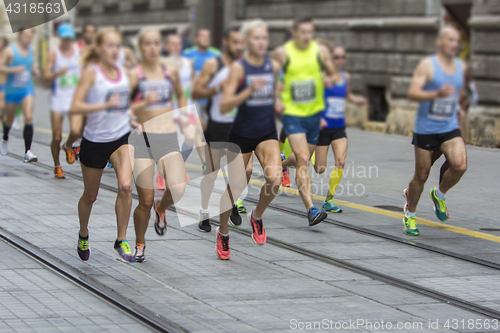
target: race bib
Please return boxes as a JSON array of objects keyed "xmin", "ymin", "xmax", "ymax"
[
  {"xmin": 12, "ymin": 70, "xmax": 30, "ymax": 88},
  {"xmin": 106, "ymin": 89, "xmax": 130, "ymax": 115},
  {"xmin": 291, "ymin": 80, "xmax": 315, "ymax": 104},
  {"xmin": 246, "ymin": 74, "xmax": 274, "ymax": 106},
  {"xmin": 59, "ymin": 73, "xmax": 79, "ymax": 88},
  {"xmin": 325, "ymin": 97, "xmax": 346, "ymax": 119},
  {"xmin": 140, "ymin": 81, "xmax": 172, "ymax": 109},
  {"xmin": 429, "ymin": 97, "xmax": 456, "ymax": 121}
]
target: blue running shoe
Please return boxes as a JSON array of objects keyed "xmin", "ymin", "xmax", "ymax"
[
  {"xmin": 281, "ymin": 153, "xmax": 286, "ymax": 162},
  {"xmin": 323, "ymin": 200, "xmax": 342, "ymax": 213},
  {"xmin": 308, "ymin": 206, "xmax": 327, "ymax": 226}
]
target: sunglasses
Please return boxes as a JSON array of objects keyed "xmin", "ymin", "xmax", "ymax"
[{"xmin": 334, "ymin": 55, "xmax": 346, "ymax": 60}]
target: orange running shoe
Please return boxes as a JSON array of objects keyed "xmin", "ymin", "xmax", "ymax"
[
  {"xmin": 215, "ymin": 227, "xmax": 230, "ymax": 260},
  {"xmin": 186, "ymin": 173, "xmax": 191, "ymax": 183},
  {"xmin": 154, "ymin": 200, "xmax": 167, "ymax": 236},
  {"xmin": 248, "ymin": 212, "xmax": 266, "ymax": 245},
  {"xmin": 281, "ymin": 169, "xmax": 291, "ymax": 187},
  {"xmin": 54, "ymin": 166, "xmax": 66, "ymax": 179},
  {"xmin": 62, "ymin": 142, "xmax": 75, "ymax": 165},
  {"xmin": 156, "ymin": 173, "xmax": 166, "ymax": 190}
]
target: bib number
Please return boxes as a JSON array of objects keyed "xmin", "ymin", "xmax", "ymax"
[
  {"xmin": 291, "ymin": 80, "xmax": 315, "ymax": 104},
  {"xmin": 429, "ymin": 97, "xmax": 456, "ymax": 121},
  {"xmin": 246, "ymin": 74, "xmax": 274, "ymax": 106},
  {"xmin": 106, "ymin": 90, "xmax": 130, "ymax": 115},
  {"xmin": 141, "ymin": 82, "xmax": 172, "ymax": 109},
  {"xmin": 12, "ymin": 70, "xmax": 30, "ymax": 88},
  {"xmin": 325, "ymin": 97, "xmax": 346, "ymax": 119},
  {"xmin": 60, "ymin": 73, "xmax": 79, "ymax": 88}
]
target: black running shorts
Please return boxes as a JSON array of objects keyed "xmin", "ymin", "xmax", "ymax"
[
  {"xmin": 317, "ymin": 127, "xmax": 347, "ymax": 146},
  {"xmin": 80, "ymin": 133, "xmax": 130, "ymax": 169},
  {"xmin": 228, "ymin": 131, "xmax": 278, "ymax": 154},
  {"xmin": 412, "ymin": 129, "xmax": 462, "ymax": 151},
  {"xmin": 204, "ymin": 120, "xmax": 233, "ymax": 149}
]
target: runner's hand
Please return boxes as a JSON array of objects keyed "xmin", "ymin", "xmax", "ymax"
[
  {"xmin": 57, "ymin": 67, "xmax": 68, "ymax": 76},
  {"xmin": 107, "ymin": 94, "xmax": 121, "ymax": 109},
  {"xmin": 250, "ymin": 78, "xmax": 267, "ymax": 93},
  {"xmin": 146, "ymin": 90, "xmax": 159, "ymax": 105},
  {"xmin": 356, "ymin": 96, "xmax": 368, "ymax": 105},
  {"xmin": 457, "ymin": 107, "xmax": 466, "ymax": 120},
  {"xmin": 323, "ymin": 76, "xmax": 334, "ymax": 88},
  {"xmin": 275, "ymin": 98, "xmax": 285, "ymax": 114},
  {"xmin": 131, "ymin": 120, "xmax": 143, "ymax": 134},
  {"xmin": 320, "ymin": 118, "xmax": 328, "ymax": 130},
  {"xmin": 12, "ymin": 66, "xmax": 25, "ymax": 74},
  {"xmin": 437, "ymin": 83, "xmax": 455, "ymax": 98}
]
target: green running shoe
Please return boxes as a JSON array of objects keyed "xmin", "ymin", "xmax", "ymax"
[
  {"xmin": 236, "ymin": 198, "xmax": 247, "ymax": 214},
  {"xmin": 403, "ymin": 214, "xmax": 419, "ymax": 236},
  {"xmin": 430, "ymin": 187, "xmax": 449, "ymax": 222},
  {"xmin": 322, "ymin": 200, "xmax": 342, "ymax": 213}
]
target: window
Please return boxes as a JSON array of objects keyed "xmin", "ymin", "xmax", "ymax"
[{"xmin": 367, "ymin": 86, "xmax": 389, "ymax": 122}]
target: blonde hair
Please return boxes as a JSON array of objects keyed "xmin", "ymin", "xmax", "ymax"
[
  {"xmin": 240, "ymin": 19, "xmax": 268, "ymax": 38},
  {"xmin": 81, "ymin": 28, "xmax": 120, "ymax": 66},
  {"xmin": 137, "ymin": 28, "xmax": 161, "ymax": 45}
]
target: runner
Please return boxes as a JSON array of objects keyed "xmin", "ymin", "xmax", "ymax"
[
  {"xmin": 313, "ymin": 45, "xmax": 367, "ymax": 213},
  {"xmin": 216, "ymin": 19, "xmax": 281, "ymax": 260},
  {"xmin": 272, "ymin": 17, "xmax": 338, "ymax": 226},
  {"xmin": 77, "ymin": 21, "xmax": 97, "ymax": 52},
  {"xmin": 62, "ymin": 21, "xmax": 99, "ymax": 164},
  {"xmin": 0, "ymin": 27, "xmax": 39, "ymax": 161},
  {"xmin": 130, "ymin": 28, "xmax": 187, "ymax": 263},
  {"xmin": 192, "ymin": 26, "xmax": 249, "ymax": 233},
  {"xmin": 403, "ymin": 25, "xmax": 468, "ymax": 236},
  {"xmin": 43, "ymin": 23, "xmax": 80, "ymax": 179},
  {"xmin": 0, "ymin": 37, "xmax": 9, "ymax": 120},
  {"xmin": 70, "ymin": 28, "xmax": 136, "ymax": 262},
  {"xmin": 163, "ymin": 33, "xmax": 204, "ymax": 185}
]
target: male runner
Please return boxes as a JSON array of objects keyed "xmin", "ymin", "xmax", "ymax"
[
  {"xmin": 272, "ymin": 17, "xmax": 338, "ymax": 226},
  {"xmin": 403, "ymin": 25, "xmax": 468, "ymax": 236}
]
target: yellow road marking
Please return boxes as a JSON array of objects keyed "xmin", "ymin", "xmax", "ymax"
[
  {"xmin": 35, "ymin": 127, "xmax": 68, "ymax": 139},
  {"xmin": 185, "ymin": 162, "xmax": 500, "ymax": 244}
]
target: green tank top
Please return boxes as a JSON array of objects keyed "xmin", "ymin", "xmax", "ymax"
[{"xmin": 281, "ymin": 40, "xmax": 325, "ymax": 117}]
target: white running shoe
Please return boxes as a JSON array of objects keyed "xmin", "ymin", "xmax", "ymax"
[
  {"xmin": 0, "ymin": 141, "xmax": 8, "ymax": 156},
  {"xmin": 23, "ymin": 150, "xmax": 38, "ymax": 163}
]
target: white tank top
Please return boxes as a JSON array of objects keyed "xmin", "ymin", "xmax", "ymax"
[
  {"xmin": 117, "ymin": 47, "xmax": 126, "ymax": 67},
  {"xmin": 207, "ymin": 58, "xmax": 237, "ymax": 123},
  {"xmin": 83, "ymin": 64, "xmax": 131, "ymax": 143},
  {"xmin": 50, "ymin": 44, "xmax": 81, "ymax": 112}
]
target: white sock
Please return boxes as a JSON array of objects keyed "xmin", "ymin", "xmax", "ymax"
[
  {"xmin": 219, "ymin": 230, "xmax": 229, "ymax": 237},
  {"xmin": 406, "ymin": 211, "xmax": 416, "ymax": 218},
  {"xmin": 200, "ymin": 207, "xmax": 209, "ymax": 214},
  {"xmin": 436, "ymin": 187, "xmax": 446, "ymax": 200}
]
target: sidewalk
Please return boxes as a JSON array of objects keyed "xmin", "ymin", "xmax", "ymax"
[{"xmin": 1, "ymin": 128, "xmax": 499, "ymax": 332}]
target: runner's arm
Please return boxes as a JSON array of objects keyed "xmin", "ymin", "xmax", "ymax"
[
  {"xmin": 220, "ymin": 62, "xmax": 251, "ymax": 113},
  {"xmin": 320, "ymin": 45, "xmax": 338, "ymax": 86},
  {"xmin": 125, "ymin": 47, "xmax": 138, "ymax": 68},
  {"xmin": 192, "ymin": 59, "xmax": 218, "ymax": 99},
  {"xmin": 0, "ymin": 48, "xmax": 24, "ymax": 74},
  {"xmin": 345, "ymin": 72, "xmax": 367, "ymax": 105},
  {"xmin": 272, "ymin": 59, "xmax": 285, "ymax": 113},
  {"xmin": 43, "ymin": 51, "xmax": 66, "ymax": 82},
  {"xmin": 408, "ymin": 58, "xmax": 440, "ymax": 102},
  {"xmin": 172, "ymin": 69, "xmax": 187, "ymax": 109},
  {"xmin": 70, "ymin": 66, "xmax": 108, "ymax": 114}
]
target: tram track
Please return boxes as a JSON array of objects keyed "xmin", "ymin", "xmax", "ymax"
[{"xmin": 6, "ymin": 150, "xmax": 500, "ymax": 320}]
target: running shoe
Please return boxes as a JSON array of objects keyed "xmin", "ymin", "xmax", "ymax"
[
  {"xmin": 77, "ymin": 235, "xmax": 90, "ymax": 261},
  {"xmin": 72, "ymin": 145, "xmax": 80, "ymax": 161},
  {"xmin": 202, "ymin": 163, "xmax": 207, "ymax": 173},
  {"xmin": 186, "ymin": 173, "xmax": 191, "ymax": 183},
  {"xmin": 248, "ymin": 212, "xmax": 266, "ymax": 245},
  {"xmin": 134, "ymin": 244, "xmax": 146, "ymax": 263},
  {"xmin": 215, "ymin": 227, "xmax": 230, "ymax": 260},
  {"xmin": 113, "ymin": 240, "xmax": 135, "ymax": 262},
  {"xmin": 199, "ymin": 210, "xmax": 211, "ymax": 232},
  {"xmin": 430, "ymin": 187, "xmax": 449, "ymax": 221},
  {"xmin": 403, "ymin": 214, "xmax": 419, "ymax": 236},
  {"xmin": 62, "ymin": 142, "xmax": 75, "ymax": 164},
  {"xmin": 282, "ymin": 169, "xmax": 291, "ymax": 187},
  {"xmin": 106, "ymin": 161, "xmax": 113, "ymax": 168},
  {"xmin": 23, "ymin": 150, "xmax": 38, "ymax": 163},
  {"xmin": 403, "ymin": 188, "xmax": 409, "ymax": 213},
  {"xmin": 54, "ymin": 166, "xmax": 66, "ymax": 179},
  {"xmin": 0, "ymin": 140, "xmax": 8, "ymax": 156},
  {"xmin": 236, "ymin": 198, "xmax": 247, "ymax": 214},
  {"xmin": 323, "ymin": 200, "xmax": 342, "ymax": 213},
  {"xmin": 308, "ymin": 206, "xmax": 327, "ymax": 226},
  {"xmin": 154, "ymin": 200, "xmax": 167, "ymax": 236},
  {"xmin": 229, "ymin": 204, "xmax": 242, "ymax": 226},
  {"xmin": 156, "ymin": 173, "xmax": 166, "ymax": 190}
]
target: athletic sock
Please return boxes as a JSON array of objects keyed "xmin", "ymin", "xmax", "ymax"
[
  {"xmin": 2, "ymin": 124, "xmax": 10, "ymax": 141},
  {"xmin": 326, "ymin": 168, "xmax": 344, "ymax": 201},
  {"xmin": 406, "ymin": 211, "xmax": 416, "ymax": 218},
  {"xmin": 79, "ymin": 234, "xmax": 89, "ymax": 240},
  {"xmin": 436, "ymin": 187, "xmax": 446, "ymax": 200},
  {"xmin": 200, "ymin": 207, "xmax": 209, "ymax": 215},
  {"xmin": 219, "ymin": 231, "xmax": 229, "ymax": 237},
  {"xmin": 181, "ymin": 142, "xmax": 193, "ymax": 162},
  {"xmin": 23, "ymin": 124, "xmax": 33, "ymax": 153}
]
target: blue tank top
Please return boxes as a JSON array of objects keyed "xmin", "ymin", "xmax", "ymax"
[
  {"xmin": 232, "ymin": 57, "xmax": 276, "ymax": 139},
  {"xmin": 415, "ymin": 56, "xmax": 463, "ymax": 135},
  {"xmin": 321, "ymin": 71, "xmax": 348, "ymax": 129},
  {"xmin": 5, "ymin": 44, "xmax": 34, "ymax": 95}
]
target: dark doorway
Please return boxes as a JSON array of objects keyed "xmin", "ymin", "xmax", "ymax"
[{"xmin": 367, "ymin": 86, "xmax": 389, "ymax": 122}]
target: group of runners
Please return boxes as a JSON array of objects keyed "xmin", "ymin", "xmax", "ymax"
[{"xmin": 0, "ymin": 17, "xmax": 469, "ymax": 262}]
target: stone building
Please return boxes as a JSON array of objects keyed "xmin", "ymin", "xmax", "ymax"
[{"xmin": 4, "ymin": 0, "xmax": 498, "ymax": 146}]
